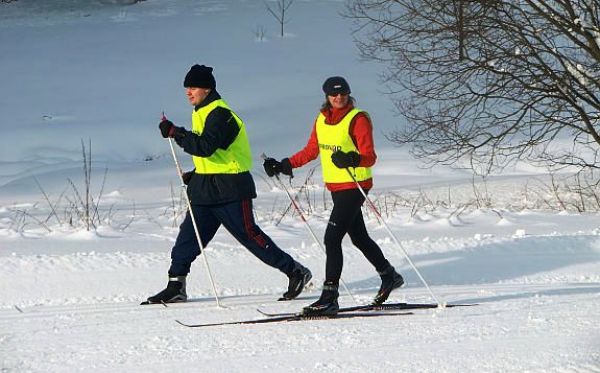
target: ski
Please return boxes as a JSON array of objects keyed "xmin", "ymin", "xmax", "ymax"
[
  {"xmin": 257, "ymin": 302, "xmax": 477, "ymax": 317},
  {"xmin": 176, "ymin": 311, "xmax": 413, "ymax": 328},
  {"xmin": 140, "ymin": 300, "xmax": 170, "ymax": 306}
]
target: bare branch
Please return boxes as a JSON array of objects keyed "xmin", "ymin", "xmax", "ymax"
[{"xmin": 346, "ymin": 0, "xmax": 600, "ymax": 177}]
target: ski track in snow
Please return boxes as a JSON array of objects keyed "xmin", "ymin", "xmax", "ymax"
[
  {"xmin": 1, "ymin": 229, "xmax": 599, "ymax": 372},
  {"xmin": 1, "ymin": 285, "xmax": 599, "ymax": 372}
]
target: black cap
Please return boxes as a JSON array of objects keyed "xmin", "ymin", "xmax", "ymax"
[
  {"xmin": 184, "ymin": 64, "xmax": 216, "ymax": 89},
  {"xmin": 322, "ymin": 76, "xmax": 351, "ymax": 96}
]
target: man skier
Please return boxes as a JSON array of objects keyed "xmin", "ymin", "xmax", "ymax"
[{"xmin": 145, "ymin": 64, "xmax": 312, "ymax": 304}]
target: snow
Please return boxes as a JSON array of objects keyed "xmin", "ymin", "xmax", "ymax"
[{"xmin": 1, "ymin": 1, "xmax": 599, "ymax": 372}]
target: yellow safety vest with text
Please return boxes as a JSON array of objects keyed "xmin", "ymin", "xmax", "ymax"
[
  {"xmin": 191, "ymin": 99, "xmax": 252, "ymax": 174},
  {"xmin": 316, "ymin": 108, "xmax": 372, "ymax": 183}
]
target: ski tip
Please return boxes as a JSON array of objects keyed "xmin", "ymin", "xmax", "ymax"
[
  {"xmin": 256, "ymin": 308, "xmax": 296, "ymax": 317},
  {"xmin": 256, "ymin": 308, "xmax": 268, "ymax": 316},
  {"xmin": 443, "ymin": 303, "xmax": 478, "ymax": 308}
]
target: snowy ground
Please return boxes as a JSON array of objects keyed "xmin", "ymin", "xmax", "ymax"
[
  {"xmin": 1, "ymin": 1, "xmax": 599, "ymax": 372},
  {"xmin": 1, "ymin": 208, "xmax": 599, "ymax": 372}
]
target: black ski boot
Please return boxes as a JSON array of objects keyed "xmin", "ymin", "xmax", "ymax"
[
  {"xmin": 372, "ymin": 265, "xmax": 404, "ymax": 305},
  {"xmin": 280, "ymin": 262, "xmax": 312, "ymax": 300},
  {"xmin": 144, "ymin": 276, "xmax": 187, "ymax": 304},
  {"xmin": 301, "ymin": 282, "xmax": 339, "ymax": 316}
]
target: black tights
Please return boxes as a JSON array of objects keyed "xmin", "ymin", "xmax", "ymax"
[{"xmin": 323, "ymin": 188, "xmax": 390, "ymax": 284}]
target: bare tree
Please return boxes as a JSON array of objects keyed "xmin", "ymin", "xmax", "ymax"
[
  {"xmin": 265, "ymin": 0, "xmax": 294, "ymax": 37},
  {"xmin": 346, "ymin": 0, "xmax": 600, "ymax": 177}
]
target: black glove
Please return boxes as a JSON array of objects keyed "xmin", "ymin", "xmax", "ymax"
[
  {"xmin": 331, "ymin": 151, "xmax": 361, "ymax": 168},
  {"xmin": 280, "ymin": 158, "xmax": 293, "ymax": 177},
  {"xmin": 159, "ymin": 120, "xmax": 186, "ymax": 140},
  {"xmin": 182, "ymin": 169, "xmax": 195, "ymax": 185},
  {"xmin": 263, "ymin": 158, "xmax": 281, "ymax": 177},
  {"xmin": 263, "ymin": 158, "xmax": 293, "ymax": 177},
  {"xmin": 159, "ymin": 119, "xmax": 175, "ymax": 138}
]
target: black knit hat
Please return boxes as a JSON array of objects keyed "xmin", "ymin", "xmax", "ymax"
[
  {"xmin": 184, "ymin": 64, "xmax": 216, "ymax": 89},
  {"xmin": 322, "ymin": 76, "xmax": 351, "ymax": 95}
]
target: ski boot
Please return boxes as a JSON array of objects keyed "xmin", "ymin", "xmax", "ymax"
[
  {"xmin": 144, "ymin": 275, "xmax": 187, "ymax": 304},
  {"xmin": 372, "ymin": 265, "xmax": 404, "ymax": 305},
  {"xmin": 301, "ymin": 281, "xmax": 339, "ymax": 316},
  {"xmin": 280, "ymin": 262, "xmax": 312, "ymax": 301}
]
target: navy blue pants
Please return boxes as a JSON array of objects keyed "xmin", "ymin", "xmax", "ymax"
[{"xmin": 168, "ymin": 199, "xmax": 296, "ymax": 277}]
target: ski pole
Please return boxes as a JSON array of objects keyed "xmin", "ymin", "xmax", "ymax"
[
  {"xmin": 261, "ymin": 154, "xmax": 359, "ymax": 305},
  {"xmin": 345, "ymin": 168, "xmax": 443, "ymax": 306},
  {"xmin": 163, "ymin": 112, "xmax": 224, "ymax": 308}
]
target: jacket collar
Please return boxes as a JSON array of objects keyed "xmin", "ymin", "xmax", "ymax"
[
  {"xmin": 194, "ymin": 90, "xmax": 222, "ymax": 111},
  {"xmin": 321, "ymin": 103, "xmax": 354, "ymax": 124}
]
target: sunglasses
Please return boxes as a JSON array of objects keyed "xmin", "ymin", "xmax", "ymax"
[{"xmin": 328, "ymin": 92, "xmax": 349, "ymax": 97}]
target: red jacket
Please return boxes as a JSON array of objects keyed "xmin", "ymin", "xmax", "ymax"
[{"xmin": 289, "ymin": 104, "xmax": 376, "ymax": 192}]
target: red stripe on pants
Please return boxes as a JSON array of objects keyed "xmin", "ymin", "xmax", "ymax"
[{"xmin": 242, "ymin": 200, "xmax": 268, "ymax": 248}]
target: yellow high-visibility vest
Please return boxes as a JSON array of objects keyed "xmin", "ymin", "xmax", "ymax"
[
  {"xmin": 316, "ymin": 108, "xmax": 372, "ymax": 183},
  {"xmin": 191, "ymin": 99, "xmax": 252, "ymax": 174}
]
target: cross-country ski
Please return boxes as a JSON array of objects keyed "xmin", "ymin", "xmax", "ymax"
[
  {"xmin": 176, "ymin": 311, "xmax": 414, "ymax": 328},
  {"xmin": 256, "ymin": 302, "xmax": 477, "ymax": 317}
]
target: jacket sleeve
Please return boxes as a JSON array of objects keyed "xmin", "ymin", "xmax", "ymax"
[
  {"xmin": 288, "ymin": 122, "xmax": 320, "ymax": 168},
  {"xmin": 350, "ymin": 112, "xmax": 377, "ymax": 167},
  {"xmin": 174, "ymin": 107, "xmax": 240, "ymax": 157}
]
